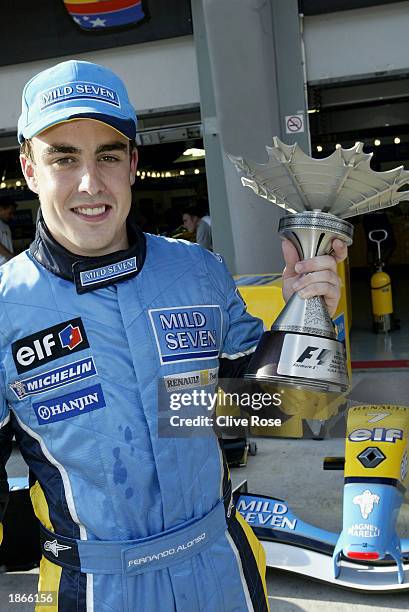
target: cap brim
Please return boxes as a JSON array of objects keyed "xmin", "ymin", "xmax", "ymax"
[{"xmin": 19, "ymin": 106, "xmax": 136, "ymax": 143}]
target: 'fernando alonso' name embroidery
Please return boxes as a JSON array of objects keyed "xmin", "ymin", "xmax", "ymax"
[
  {"xmin": 32, "ymin": 384, "xmax": 105, "ymax": 425},
  {"xmin": 149, "ymin": 306, "xmax": 222, "ymax": 365},
  {"xmin": 127, "ymin": 532, "xmax": 206, "ymax": 568},
  {"xmin": 9, "ymin": 356, "xmax": 98, "ymax": 400},
  {"xmin": 79, "ymin": 256, "xmax": 137, "ymax": 287}
]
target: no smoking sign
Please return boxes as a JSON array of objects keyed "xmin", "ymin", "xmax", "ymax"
[{"xmin": 285, "ymin": 114, "xmax": 304, "ymax": 134}]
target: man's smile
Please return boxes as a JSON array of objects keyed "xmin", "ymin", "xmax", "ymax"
[{"xmin": 71, "ymin": 204, "xmax": 112, "ymax": 221}]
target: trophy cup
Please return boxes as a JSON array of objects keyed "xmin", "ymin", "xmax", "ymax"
[{"xmin": 229, "ymin": 139, "xmax": 409, "ymax": 394}]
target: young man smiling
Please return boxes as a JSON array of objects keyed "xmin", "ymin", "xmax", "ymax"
[
  {"xmin": 21, "ymin": 120, "xmax": 137, "ymax": 257},
  {"xmin": 0, "ymin": 60, "xmax": 346, "ymax": 612}
]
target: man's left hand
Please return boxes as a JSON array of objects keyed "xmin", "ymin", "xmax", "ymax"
[{"xmin": 281, "ymin": 238, "xmax": 348, "ymax": 318}]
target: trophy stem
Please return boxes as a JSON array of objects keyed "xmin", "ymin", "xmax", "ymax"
[
  {"xmin": 272, "ymin": 293, "xmax": 336, "ymax": 339},
  {"xmin": 245, "ymin": 211, "xmax": 352, "ymax": 394}
]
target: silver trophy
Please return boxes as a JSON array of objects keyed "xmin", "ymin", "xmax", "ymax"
[{"xmin": 230, "ymin": 139, "xmax": 409, "ymax": 394}]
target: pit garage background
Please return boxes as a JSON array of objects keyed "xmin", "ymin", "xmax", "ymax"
[
  {"xmin": 2, "ymin": 3, "xmax": 409, "ymax": 609},
  {"xmin": 2, "ymin": 1, "xmax": 409, "ymax": 368}
]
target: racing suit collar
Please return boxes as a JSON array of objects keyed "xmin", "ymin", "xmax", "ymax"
[{"xmin": 30, "ymin": 210, "xmax": 146, "ymax": 294}]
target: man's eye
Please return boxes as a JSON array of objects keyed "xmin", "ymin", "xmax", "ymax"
[
  {"xmin": 54, "ymin": 157, "xmax": 75, "ymax": 165},
  {"xmin": 99, "ymin": 155, "xmax": 120, "ymax": 162}
]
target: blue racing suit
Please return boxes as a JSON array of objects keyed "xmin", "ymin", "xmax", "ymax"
[{"xmin": 0, "ymin": 216, "xmax": 269, "ymax": 612}]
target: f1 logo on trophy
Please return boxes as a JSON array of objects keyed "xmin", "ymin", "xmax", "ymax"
[{"xmin": 229, "ymin": 139, "xmax": 409, "ymax": 395}]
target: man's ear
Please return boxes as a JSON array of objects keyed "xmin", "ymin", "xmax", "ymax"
[
  {"xmin": 20, "ymin": 155, "xmax": 39, "ymax": 195},
  {"xmin": 130, "ymin": 148, "xmax": 138, "ymax": 186}
]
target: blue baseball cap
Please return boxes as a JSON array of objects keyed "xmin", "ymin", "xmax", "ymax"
[{"xmin": 18, "ymin": 60, "xmax": 137, "ymax": 144}]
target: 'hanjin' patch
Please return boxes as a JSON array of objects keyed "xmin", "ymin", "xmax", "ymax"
[
  {"xmin": 149, "ymin": 306, "xmax": 222, "ymax": 365},
  {"xmin": 32, "ymin": 384, "xmax": 105, "ymax": 425}
]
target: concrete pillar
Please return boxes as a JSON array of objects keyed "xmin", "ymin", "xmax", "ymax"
[{"xmin": 191, "ymin": 0, "xmax": 310, "ymax": 274}]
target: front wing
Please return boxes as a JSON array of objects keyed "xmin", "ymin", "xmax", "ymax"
[{"xmin": 234, "ymin": 489, "xmax": 409, "ymax": 592}]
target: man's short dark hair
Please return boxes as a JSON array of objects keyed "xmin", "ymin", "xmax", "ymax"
[
  {"xmin": 20, "ymin": 139, "xmax": 34, "ymax": 162},
  {"xmin": 0, "ymin": 197, "xmax": 17, "ymax": 210},
  {"xmin": 183, "ymin": 205, "xmax": 201, "ymax": 219}
]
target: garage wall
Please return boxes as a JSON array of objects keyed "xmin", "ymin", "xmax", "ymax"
[
  {"xmin": 0, "ymin": 35, "xmax": 199, "ymax": 135},
  {"xmin": 3, "ymin": 3, "xmax": 409, "ymax": 135},
  {"xmin": 303, "ymin": 2, "xmax": 409, "ymax": 83}
]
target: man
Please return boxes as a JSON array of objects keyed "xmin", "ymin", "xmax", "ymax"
[
  {"xmin": 0, "ymin": 60, "xmax": 346, "ymax": 612},
  {"xmin": 0, "ymin": 198, "xmax": 16, "ymax": 264},
  {"xmin": 183, "ymin": 205, "xmax": 213, "ymax": 250}
]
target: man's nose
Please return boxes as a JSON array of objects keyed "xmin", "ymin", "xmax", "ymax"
[{"xmin": 78, "ymin": 163, "xmax": 105, "ymax": 194}]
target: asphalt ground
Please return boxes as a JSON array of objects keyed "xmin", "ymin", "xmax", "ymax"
[
  {"xmin": 1, "ymin": 369, "xmax": 409, "ymax": 611},
  {"xmin": 2, "ymin": 564, "xmax": 409, "ymax": 612}
]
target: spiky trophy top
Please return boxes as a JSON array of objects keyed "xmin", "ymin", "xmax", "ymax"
[{"xmin": 229, "ymin": 138, "xmax": 409, "ymax": 218}]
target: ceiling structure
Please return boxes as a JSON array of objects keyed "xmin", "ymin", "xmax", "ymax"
[
  {"xmin": 299, "ymin": 0, "xmax": 405, "ymax": 15},
  {"xmin": 308, "ymin": 75, "xmax": 409, "ymax": 170}
]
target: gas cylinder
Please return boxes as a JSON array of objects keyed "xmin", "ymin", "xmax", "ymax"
[
  {"xmin": 371, "ymin": 269, "xmax": 393, "ymax": 332},
  {"xmin": 369, "ymin": 230, "xmax": 394, "ymax": 333}
]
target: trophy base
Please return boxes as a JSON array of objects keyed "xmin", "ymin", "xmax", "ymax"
[
  {"xmin": 244, "ymin": 372, "xmax": 336, "ymax": 393},
  {"xmin": 245, "ymin": 330, "xmax": 350, "ymax": 394}
]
